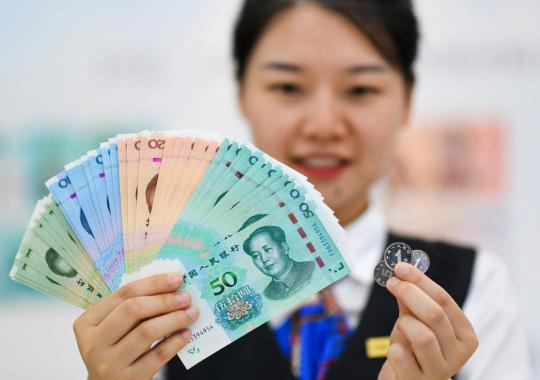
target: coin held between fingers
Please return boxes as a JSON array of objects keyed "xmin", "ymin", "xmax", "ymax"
[
  {"xmin": 374, "ymin": 260, "xmax": 395, "ymax": 287},
  {"xmin": 411, "ymin": 250, "xmax": 430, "ymax": 273},
  {"xmin": 384, "ymin": 242, "xmax": 413, "ymax": 270}
]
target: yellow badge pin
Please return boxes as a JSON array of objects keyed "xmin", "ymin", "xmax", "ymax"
[{"xmin": 366, "ymin": 336, "xmax": 390, "ymax": 359}]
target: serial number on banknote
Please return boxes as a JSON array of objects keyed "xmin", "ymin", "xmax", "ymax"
[
  {"xmin": 187, "ymin": 324, "xmax": 215, "ymax": 344},
  {"xmin": 312, "ymin": 222, "xmax": 336, "ymax": 256}
]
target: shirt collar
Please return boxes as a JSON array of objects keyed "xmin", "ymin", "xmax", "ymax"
[
  {"xmin": 343, "ymin": 202, "xmax": 387, "ymax": 284},
  {"xmin": 272, "ymin": 260, "xmax": 297, "ymax": 290}
]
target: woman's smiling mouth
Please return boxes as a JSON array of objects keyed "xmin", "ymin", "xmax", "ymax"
[{"xmin": 293, "ymin": 156, "xmax": 351, "ymax": 180}]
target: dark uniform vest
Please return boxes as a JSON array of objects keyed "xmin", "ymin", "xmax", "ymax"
[{"xmin": 166, "ymin": 232, "xmax": 477, "ymax": 380}]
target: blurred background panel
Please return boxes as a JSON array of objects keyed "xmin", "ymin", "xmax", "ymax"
[
  {"xmin": 386, "ymin": 117, "xmax": 506, "ymax": 250},
  {"xmin": 0, "ymin": 0, "xmax": 538, "ymax": 378}
]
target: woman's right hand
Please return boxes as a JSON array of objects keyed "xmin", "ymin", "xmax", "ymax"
[{"xmin": 73, "ymin": 273, "xmax": 199, "ymax": 380}]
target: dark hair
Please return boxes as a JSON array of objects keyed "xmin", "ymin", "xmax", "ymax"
[
  {"xmin": 233, "ymin": 0, "xmax": 419, "ymax": 85},
  {"xmin": 243, "ymin": 225, "xmax": 287, "ymax": 255}
]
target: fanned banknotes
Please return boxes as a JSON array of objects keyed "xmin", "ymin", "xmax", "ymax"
[{"xmin": 10, "ymin": 130, "xmax": 352, "ymax": 368}]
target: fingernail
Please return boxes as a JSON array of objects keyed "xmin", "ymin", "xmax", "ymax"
[
  {"xmin": 168, "ymin": 273, "xmax": 182, "ymax": 285},
  {"xmin": 185, "ymin": 305, "xmax": 199, "ymax": 320},
  {"xmin": 181, "ymin": 329, "xmax": 192, "ymax": 340},
  {"xmin": 174, "ymin": 292, "xmax": 190, "ymax": 305},
  {"xmin": 395, "ymin": 263, "xmax": 409, "ymax": 277},
  {"xmin": 386, "ymin": 276, "xmax": 400, "ymax": 288},
  {"xmin": 388, "ymin": 343, "xmax": 403, "ymax": 358}
]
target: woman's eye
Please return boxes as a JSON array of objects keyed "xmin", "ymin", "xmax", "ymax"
[
  {"xmin": 270, "ymin": 83, "xmax": 302, "ymax": 95},
  {"xmin": 348, "ymin": 86, "xmax": 377, "ymax": 97}
]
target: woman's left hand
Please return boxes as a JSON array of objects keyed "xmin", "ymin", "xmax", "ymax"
[{"xmin": 378, "ymin": 262, "xmax": 479, "ymax": 380}]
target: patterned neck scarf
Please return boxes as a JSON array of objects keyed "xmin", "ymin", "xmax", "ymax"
[{"xmin": 273, "ymin": 287, "xmax": 352, "ymax": 380}]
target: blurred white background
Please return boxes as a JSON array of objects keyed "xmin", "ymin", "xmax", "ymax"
[{"xmin": 0, "ymin": 0, "xmax": 539, "ymax": 378}]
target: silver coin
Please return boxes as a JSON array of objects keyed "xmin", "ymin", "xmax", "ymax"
[
  {"xmin": 374, "ymin": 260, "xmax": 395, "ymax": 287},
  {"xmin": 411, "ymin": 249, "xmax": 430, "ymax": 273},
  {"xmin": 383, "ymin": 242, "xmax": 412, "ymax": 270}
]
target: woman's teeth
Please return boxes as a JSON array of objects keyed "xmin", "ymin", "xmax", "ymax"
[{"xmin": 302, "ymin": 158, "xmax": 342, "ymax": 168}]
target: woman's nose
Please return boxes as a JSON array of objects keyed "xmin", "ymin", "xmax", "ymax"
[{"xmin": 300, "ymin": 89, "xmax": 347, "ymax": 140}]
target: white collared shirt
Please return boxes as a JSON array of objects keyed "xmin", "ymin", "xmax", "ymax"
[{"xmin": 332, "ymin": 203, "xmax": 533, "ymax": 380}]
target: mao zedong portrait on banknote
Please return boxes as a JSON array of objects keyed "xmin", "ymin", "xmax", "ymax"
[{"xmin": 243, "ymin": 225, "xmax": 315, "ymax": 300}]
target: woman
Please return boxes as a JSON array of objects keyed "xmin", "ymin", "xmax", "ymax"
[{"xmin": 73, "ymin": 1, "xmax": 531, "ymax": 379}]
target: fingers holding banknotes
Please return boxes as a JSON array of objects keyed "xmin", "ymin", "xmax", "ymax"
[
  {"xmin": 379, "ymin": 263, "xmax": 478, "ymax": 380},
  {"xmin": 73, "ymin": 273, "xmax": 199, "ymax": 380}
]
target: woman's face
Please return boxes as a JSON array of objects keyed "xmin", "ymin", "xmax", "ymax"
[{"xmin": 238, "ymin": 4, "xmax": 411, "ymax": 225}]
